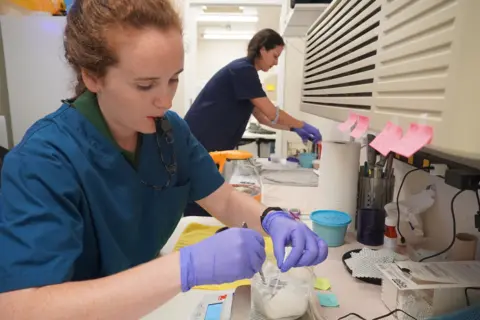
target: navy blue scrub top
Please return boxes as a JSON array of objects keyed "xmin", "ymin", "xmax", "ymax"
[
  {"xmin": 184, "ymin": 57, "xmax": 267, "ymax": 152},
  {"xmin": 0, "ymin": 91, "xmax": 224, "ymax": 293}
]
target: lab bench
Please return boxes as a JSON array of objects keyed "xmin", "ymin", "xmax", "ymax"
[
  {"xmin": 239, "ymin": 131, "xmax": 277, "ymax": 158},
  {"xmin": 144, "ymin": 184, "xmax": 390, "ymax": 320}
]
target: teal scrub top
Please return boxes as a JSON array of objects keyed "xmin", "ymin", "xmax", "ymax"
[{"xmin": 0, "ymin": 91, "xmax": 224, "ymax": 293}]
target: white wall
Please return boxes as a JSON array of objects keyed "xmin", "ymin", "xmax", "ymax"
[
  {"xmin": 170, "ymin": 0, "xmax": 187, "ymax": 117},
  {"xmin": 281, "ymin": 38, "xmax": 480, "ymax": 259},
  {"xmin": 0, "ymin": 2, "xmax": 31, "ymax": 148},
  {"xmin": 196, "ymin": 39, "xmax": 248, "ymax": 97},
  {"xmin": 0, "ymin": 24, "xmax": 10, "ymax": 148},
  {"xmin": 1, "ymin": 16, "xmax": 73, "ymax": 146}
]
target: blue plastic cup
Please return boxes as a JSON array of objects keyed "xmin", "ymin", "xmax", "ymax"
[
  {"xmin": 298, "ymin": 152, "xmax": 317, "ymax": 168},
  {"xmin": 310, "ymin": 210, "xmax": 352, "ymax": 247}
]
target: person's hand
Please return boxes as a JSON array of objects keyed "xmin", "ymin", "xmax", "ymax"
[
  {"xmin": 179, "ymin": 228, "xmax": 266, "ymax": 292},
  {"xmin": 291, "ymin": 122, "xmax": 322, "ymax": 144},
  {"xmin": 262, "ymin": 211, "xmax": 328, "ymax": 272}
]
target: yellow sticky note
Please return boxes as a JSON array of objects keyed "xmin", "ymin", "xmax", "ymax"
[{"xmin": 314, "ymin": 278, "xmax": 331, "ymax": 291}]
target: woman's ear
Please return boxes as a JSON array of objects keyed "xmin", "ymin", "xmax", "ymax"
[
  {"xmin": 259, "ymin": 47, "xmax": 267, "ymax": 59},
  {"xmin": 81, "ymin": 69, "xmax": 102, "ymax": 93}
]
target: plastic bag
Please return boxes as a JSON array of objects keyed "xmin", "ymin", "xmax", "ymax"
[
  {"xmin": 251, "ymin": 253, "xmax": 314, "ymax": 320},
  {"xmin": 384, "ymin": 187, "xmax": 436, "ymax": 238}
]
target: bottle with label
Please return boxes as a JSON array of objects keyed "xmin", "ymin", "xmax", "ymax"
[{"xmin": 384, "ymin": 216, "xmax": 398, "ymax": 251}]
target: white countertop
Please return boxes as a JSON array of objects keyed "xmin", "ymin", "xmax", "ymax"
[{"xmin": 145, "ymin": 184, "xmax": 390, "ymax": 320}]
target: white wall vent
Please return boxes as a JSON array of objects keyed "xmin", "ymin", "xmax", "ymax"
[{"xmin": 300, "ymin": 0, "xmax": 480, "ymax": 159}]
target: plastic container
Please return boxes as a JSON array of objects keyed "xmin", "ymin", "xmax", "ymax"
[
  {"xmin": 357, "ymin": 208, "xmax": 386, "ymax": 246},
  {"xmin": 298, "ymin": 152, "xmax": 316, "ymax": 168},
  {"xmin": 251, "ymin": 252, "xmax": 314, "ymax": 320},
  {"xmin": 269, "ymin": 153, "xmax": 281, "ymax": 163},
  {"xmin": 310, "ymin": 210, "xmax": 351, "ymax": 247},
  {"xmin": 384, "ymin": 215, "xmax": 398, "ymax": 251}
]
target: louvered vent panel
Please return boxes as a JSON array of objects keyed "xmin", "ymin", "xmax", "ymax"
[
  {"xmin": 375, "ymin": 0, "xmax": 456, "ymax": 118},
  {"xmin": 302, "ymin": 0, "xmax": 382, "ymax": 111},
  {"xmin": 300, "ymin": 0, "xmax": 480, "ymax": 159}
]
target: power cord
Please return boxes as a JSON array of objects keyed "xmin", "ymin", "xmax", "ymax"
[
  {"xmin": 419, "ymin": 189, "xmax": 465, "ymax": 262},
  {"xmin": 465, "ymin": 287, "xmax": 480, "ymax": 307},
  {"xmin": 475, "ymin": 191, "xmax": 480, "ymax": 232},
  {"xmin": 338, "ymin": 308, "xmax": 417, "ymax": 320},
  {"xmin": 396, "ymin": 167, "xmax": 433, "ymax": 244},
  {"xmin": 476, "ymin": 191, "xmax": 480, "ymax": 210}
]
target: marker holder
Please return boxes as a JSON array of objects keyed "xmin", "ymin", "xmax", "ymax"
[{"xmin": 355, "ymin": 167, "xmax": 395, "ymax": 230}]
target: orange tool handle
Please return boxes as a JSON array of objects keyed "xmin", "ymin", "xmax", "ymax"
[{"xmin": 209, "ymin": 152, "xmax": 228, "ymax": 174}]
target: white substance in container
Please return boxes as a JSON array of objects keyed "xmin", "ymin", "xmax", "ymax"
[{"xmin": 251, "ymin": 251, "xmax": 314, "ymax": 320}]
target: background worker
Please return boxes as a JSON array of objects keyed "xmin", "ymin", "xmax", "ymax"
[{"xmin": 184, "ymin": 28, "xmax": 321, "ymax": 217}]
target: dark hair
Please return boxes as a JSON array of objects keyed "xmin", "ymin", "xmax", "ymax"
[
  {"xmin": 64, "ymin": 0, "xmax": 182, "ymax": 97},
  {"xmin": 247, "ymin": 28, "xmax": 285, "ymax": 61}
]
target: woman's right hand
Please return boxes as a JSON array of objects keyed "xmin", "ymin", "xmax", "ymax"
[{"xmin": 179, "ymin": 228, "xmax": 266, "ymax": 291}]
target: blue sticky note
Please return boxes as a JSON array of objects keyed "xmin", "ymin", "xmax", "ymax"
[
  {"xmin": 205, "ymin": 302, "xmax": 223, "ymax": 320},
  {"xmin": 317, "ymin": 292, "xmax": 339, "ymax": 307}
]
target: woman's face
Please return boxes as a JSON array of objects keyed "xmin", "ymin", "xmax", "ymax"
[
  {"xmin": 83, "ymin": 27, "xmax": 184, "ymax": 135},
  {"xmin": 258, "ymin": 45, "xmax": 284, "ymax": 72}
]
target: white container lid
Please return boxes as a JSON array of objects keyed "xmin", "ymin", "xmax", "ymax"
[{"xmin": 385, "ymin": 216, "xmax": 397, "ymax": 227}]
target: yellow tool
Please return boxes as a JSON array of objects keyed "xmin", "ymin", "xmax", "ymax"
[
  {"xmin": 209, "ymin": 150, "xmax": 253, "ymax": 174},
  {"xmin": 8, "ymin": 0, "xmax": 65, "ymax": 14}
]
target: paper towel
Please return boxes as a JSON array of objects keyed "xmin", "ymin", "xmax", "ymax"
[{"xmin": 317, "ymin": 141, "xmax": 360, "ymax": 225}]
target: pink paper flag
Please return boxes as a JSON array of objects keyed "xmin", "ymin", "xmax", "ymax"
[
  {"xmin": 337, "ymin": 113, "xmax": 358, "ymax": 132},
  {"xmin": 390, "ymin": 123, "xmax": 433, "ymax": 158},
  {"xmin": 369, "ymin": 122, "xmax": 404, "ymax": 156},
  {"xmin": 350, "ymin": 115, "xmax": 370, "ymax": 139}
]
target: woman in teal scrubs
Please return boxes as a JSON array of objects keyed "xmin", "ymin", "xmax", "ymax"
[{"xmin": 0, "ymin": 0, "xmax": 327, "ymax": 318}]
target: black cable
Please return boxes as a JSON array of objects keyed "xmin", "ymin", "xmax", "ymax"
[
  {"xmin": 419, "ymin": 189, "xmax": 465, "ymax": 262},
  {"xmin": 338, "ymin": 308, "xmax": 417, "ymax": 320},
  {"xmin": 373, "ymin": 309, "xmax": 417, "ymax": 320},
  {"xmin": 465, "ymin": 287, "xmax": 480, "ymax": 307},
  {"xmin": 396, "ymin": 167, "xmax": 432, "ymax": 244},
  {"xmin": 337, "ymin": 313, "xmax": 366, "ymax": 320}
]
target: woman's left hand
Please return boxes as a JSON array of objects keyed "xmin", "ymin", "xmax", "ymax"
[
  {"xmin": 262, "ymin": 211, "xmax": 328, "ymax": 272},
  {"xmin": 292, "ymin": 122, "xmax": 322, "ymax": 144}
]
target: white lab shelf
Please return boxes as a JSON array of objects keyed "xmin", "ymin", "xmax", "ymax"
[{"xmin": 281, "ymin": 3, "xmax": 329, "ymax": 38}]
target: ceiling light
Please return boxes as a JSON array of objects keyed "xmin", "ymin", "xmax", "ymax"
[
  {"xmin": 197, "ymin": 14, "xmax": 258, "ymax": 23},
  {"xmin": 202, "ymin": 33, "xmax": 254, "ymax": 40}
]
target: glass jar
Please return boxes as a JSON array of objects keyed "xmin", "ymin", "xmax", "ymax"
[
  {"xmin": 229, "ymin": 157, "xmax": 263, "ymax": 202},
  {"xmin": 251, "ymin": 253, "xmax": 314, "ymax": 320},
  {"xmin": 209, "ymin": 150, "xmax": 263, "ymax": 202}
]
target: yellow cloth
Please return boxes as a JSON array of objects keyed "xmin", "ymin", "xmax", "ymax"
[{"xmin": 173, "ymin": 222, "xmax": 274, "ymax": 290}]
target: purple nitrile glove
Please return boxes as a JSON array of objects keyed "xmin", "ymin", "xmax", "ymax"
[
  {"xmin": 179, "ymin": 228, "xmax": 266, "ymax": 292},
  {"xmin": 291, "ymin": 122, "xmax": 322, "ymax": 144},
  {"xmin": 262, "ymin": 211, "xmax": 328, "ymax": 272}
]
